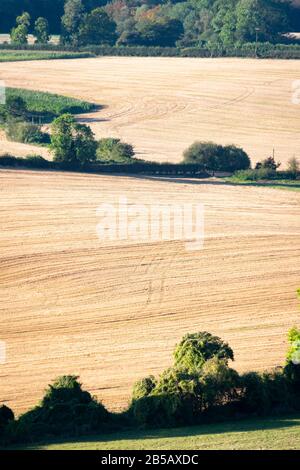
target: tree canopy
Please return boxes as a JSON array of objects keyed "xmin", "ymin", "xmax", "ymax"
[{"xmin": 1, "ymin": 0, "xmax": 299, "ymax": 46}]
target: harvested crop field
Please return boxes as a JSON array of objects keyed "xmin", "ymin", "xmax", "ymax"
[
  {"xmin": 0, "ymin": 169, "xmax": 300, "ymax": 414},
  {"xmin": 0, "ymin": 57, "xmax": 300, "ymax": 166}
]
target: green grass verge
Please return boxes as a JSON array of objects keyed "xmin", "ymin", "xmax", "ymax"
[
  {"xmin": 17, "ymin": 415, "xmax": 300, "ymax": 450},
  {"xmin": 0, "ymin": 50, "xmax": 94, "ymax": 62},
  {"xmin": 3, "ymin": 87, "xmax": 95, "ymax": 118},
  {"xmin": 223, "ymin": 177, "xmax": 300, "ymax": 191}
]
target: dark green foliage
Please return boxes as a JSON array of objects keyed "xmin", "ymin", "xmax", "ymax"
[
  {"xmin": 51, "ymin": 113, "xmax": 97, "ymax": 168},
  {"xmin": 8, "ymin": 376, "xmax": 109, "ymax": 443},
  {"xmin": 96, "ymin": 138, "xmax": 135, "ymax": 163},
  {"xmin": 79, "ymin": 8, "xmax": 117, "ymax": 45},
  {"xmin": 119, "ymin": 18, "xmax": 184, "ymax": 47},
  {"xmin": 240, "ymin": 369, "xmax": 294, "ymax": 416},
  {"xmin": 0, "ymin": 154, "xmax": 210, "ymax": 177},
  {"xmin": 183, "ymin": 142, "xmax": 251, "ymax": 172},
  {"xmin": 174, "ymin": 332, "xmax": 234, "ymax": 371},
  {"xmin": 255, "ymin": 156, "xmax": 281, "ymax": 170},
  {"xmin": 34, "ymin": 17, "xmax": 50, "ymax": 44},
  {"xmin": 1, "ymin": 0, "xmax": 300, "ymax": 49},
  {"xmin": 0, "ymin": 405, "xmax": 14, "ymax": 435},
  {"xmin": 130, "ymin": 393, "xmax": 191, "ymax": 428},
  {"xmin": 0, "ymin": 154, "xmax": 51, "ymax": 169},
  {"xmin": 61, "ymin": 0, "xmax": 85, "ymax": 46}
]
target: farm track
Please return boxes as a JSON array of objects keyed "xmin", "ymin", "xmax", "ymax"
[
  {"xmin": 0, "ymin": 57, "xmax": 300, "ymax": 165},
  {"xmin": 0, "ymin": 169, "xmax": 300, "ymax": 414}
]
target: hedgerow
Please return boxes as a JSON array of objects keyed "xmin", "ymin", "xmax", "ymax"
[
  {"xmin": 1, "ymin": 42, "xmax": 300, "ymax": 59},
  {"xmin": 0, "ymin": 326, "xmax": 299, "ymax": 444}
]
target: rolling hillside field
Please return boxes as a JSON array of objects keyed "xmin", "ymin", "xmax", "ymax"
[
  {"xmin": 0, "ymin": 57, "xmax": 300, "ymax": 166},
  {"xmin": 0, "ymin": 169, "xmax": 300, "ymax": 415}
]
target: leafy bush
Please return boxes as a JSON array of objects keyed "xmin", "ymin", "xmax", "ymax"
[
  {"xmin": 240, "ymin": 369, "xmax": 294, "ymax": 416},
  {"xmin": 183, "ymin": 142, "xmax": 250, "ymax": 172},
  {"xmin": 8, "ymin": 376, "xmax": 109, "ymax": 443},
  {"xmin": 255, "ymin": 157, "xmax": 281, "ymax": 170},
  {"xmin": 132, "ymin": 376, "xmax": 157, "ymax": 401},
  {"xmin": 96, "ymin": 138, "xmax": 135, "ymax": 163},
  {"xmin": 130, "ymin": 393, "xmax": 190, "ymax": 428},
  {"xmin": 6, "ymin": 120, "xmax": 50, "ymax": 144}
]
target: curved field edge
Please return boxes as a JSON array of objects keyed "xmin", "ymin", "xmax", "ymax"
[{"xmin": 14, "ymin": 415, "xmax": 300, "ymax": 450}]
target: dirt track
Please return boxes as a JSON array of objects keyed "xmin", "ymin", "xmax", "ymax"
[
  {"xmin": 0, "ymin": 169, "xmax": 299, "ymax": 414},
  {"xmin": 0, "ymin": 57, "xmax": 300, "ymax": 166}
]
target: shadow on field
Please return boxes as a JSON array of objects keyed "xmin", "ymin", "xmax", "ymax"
[
  {"xmin": 128, "ymin": 174, "xmax": 300, "ymax": 190},
  {"xmin": 22, "ymin": 415, "xmax": 300, "ymax": 450}
]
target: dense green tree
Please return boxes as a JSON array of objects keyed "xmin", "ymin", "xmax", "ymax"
[
  {"xmin": 51, "ymin": 113, "xmax": 97, "ymax": 168},
  {"xmin": 235, "ymin": 0, "xmax": 291, "ymax": 43},
  {"xmin": 61, "ymin": 0, "xmax": 85, "ymax": 45},
  {"xmin": 34, "ymin": 17, "xmax": 50, "ymax": 44},
  {"xmin": 79, "ymin": 7, "xmax": 117, "ymax": 44},
  {"xmin": 174, "ymin": 332, "xmax": 234, "ymax": 371},
  {"xmin": 10, "ymin": 11, "xmax": 31, "ymax": 45}
]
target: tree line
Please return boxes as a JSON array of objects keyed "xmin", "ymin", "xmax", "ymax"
[{"xmin": 3, "ymin": 0, "xmax": 300, "ymax": 48}]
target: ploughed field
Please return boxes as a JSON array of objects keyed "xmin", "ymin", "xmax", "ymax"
[
  {"xmin": 0, "ymin": 57, "xmax": 300, "ymax": 166},
  {"xmin": 0, "ymin": 169, "xmax": 300, "ymax": 414}
]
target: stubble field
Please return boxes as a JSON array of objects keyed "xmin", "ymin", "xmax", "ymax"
[
  {"xmin": 0, "ymin": 57, "xmax": 300, "ymax": 166},
  {"xmin": 0, "ymin": 169, "xmax": 300, "ymax": 414}
]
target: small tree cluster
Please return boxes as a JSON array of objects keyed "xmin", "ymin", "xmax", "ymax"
[{"xmin": 10, "ymin": 11, "xmax": 50, "ymax": 45}]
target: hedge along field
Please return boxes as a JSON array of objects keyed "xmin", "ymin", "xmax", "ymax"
[
  {"xmin": 4, "ymin": 87, "xmax": 95, "ymax": 116},
  {"xmin": 0, "ymin": 51, "xmax": 95, "ymax": 63}
]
